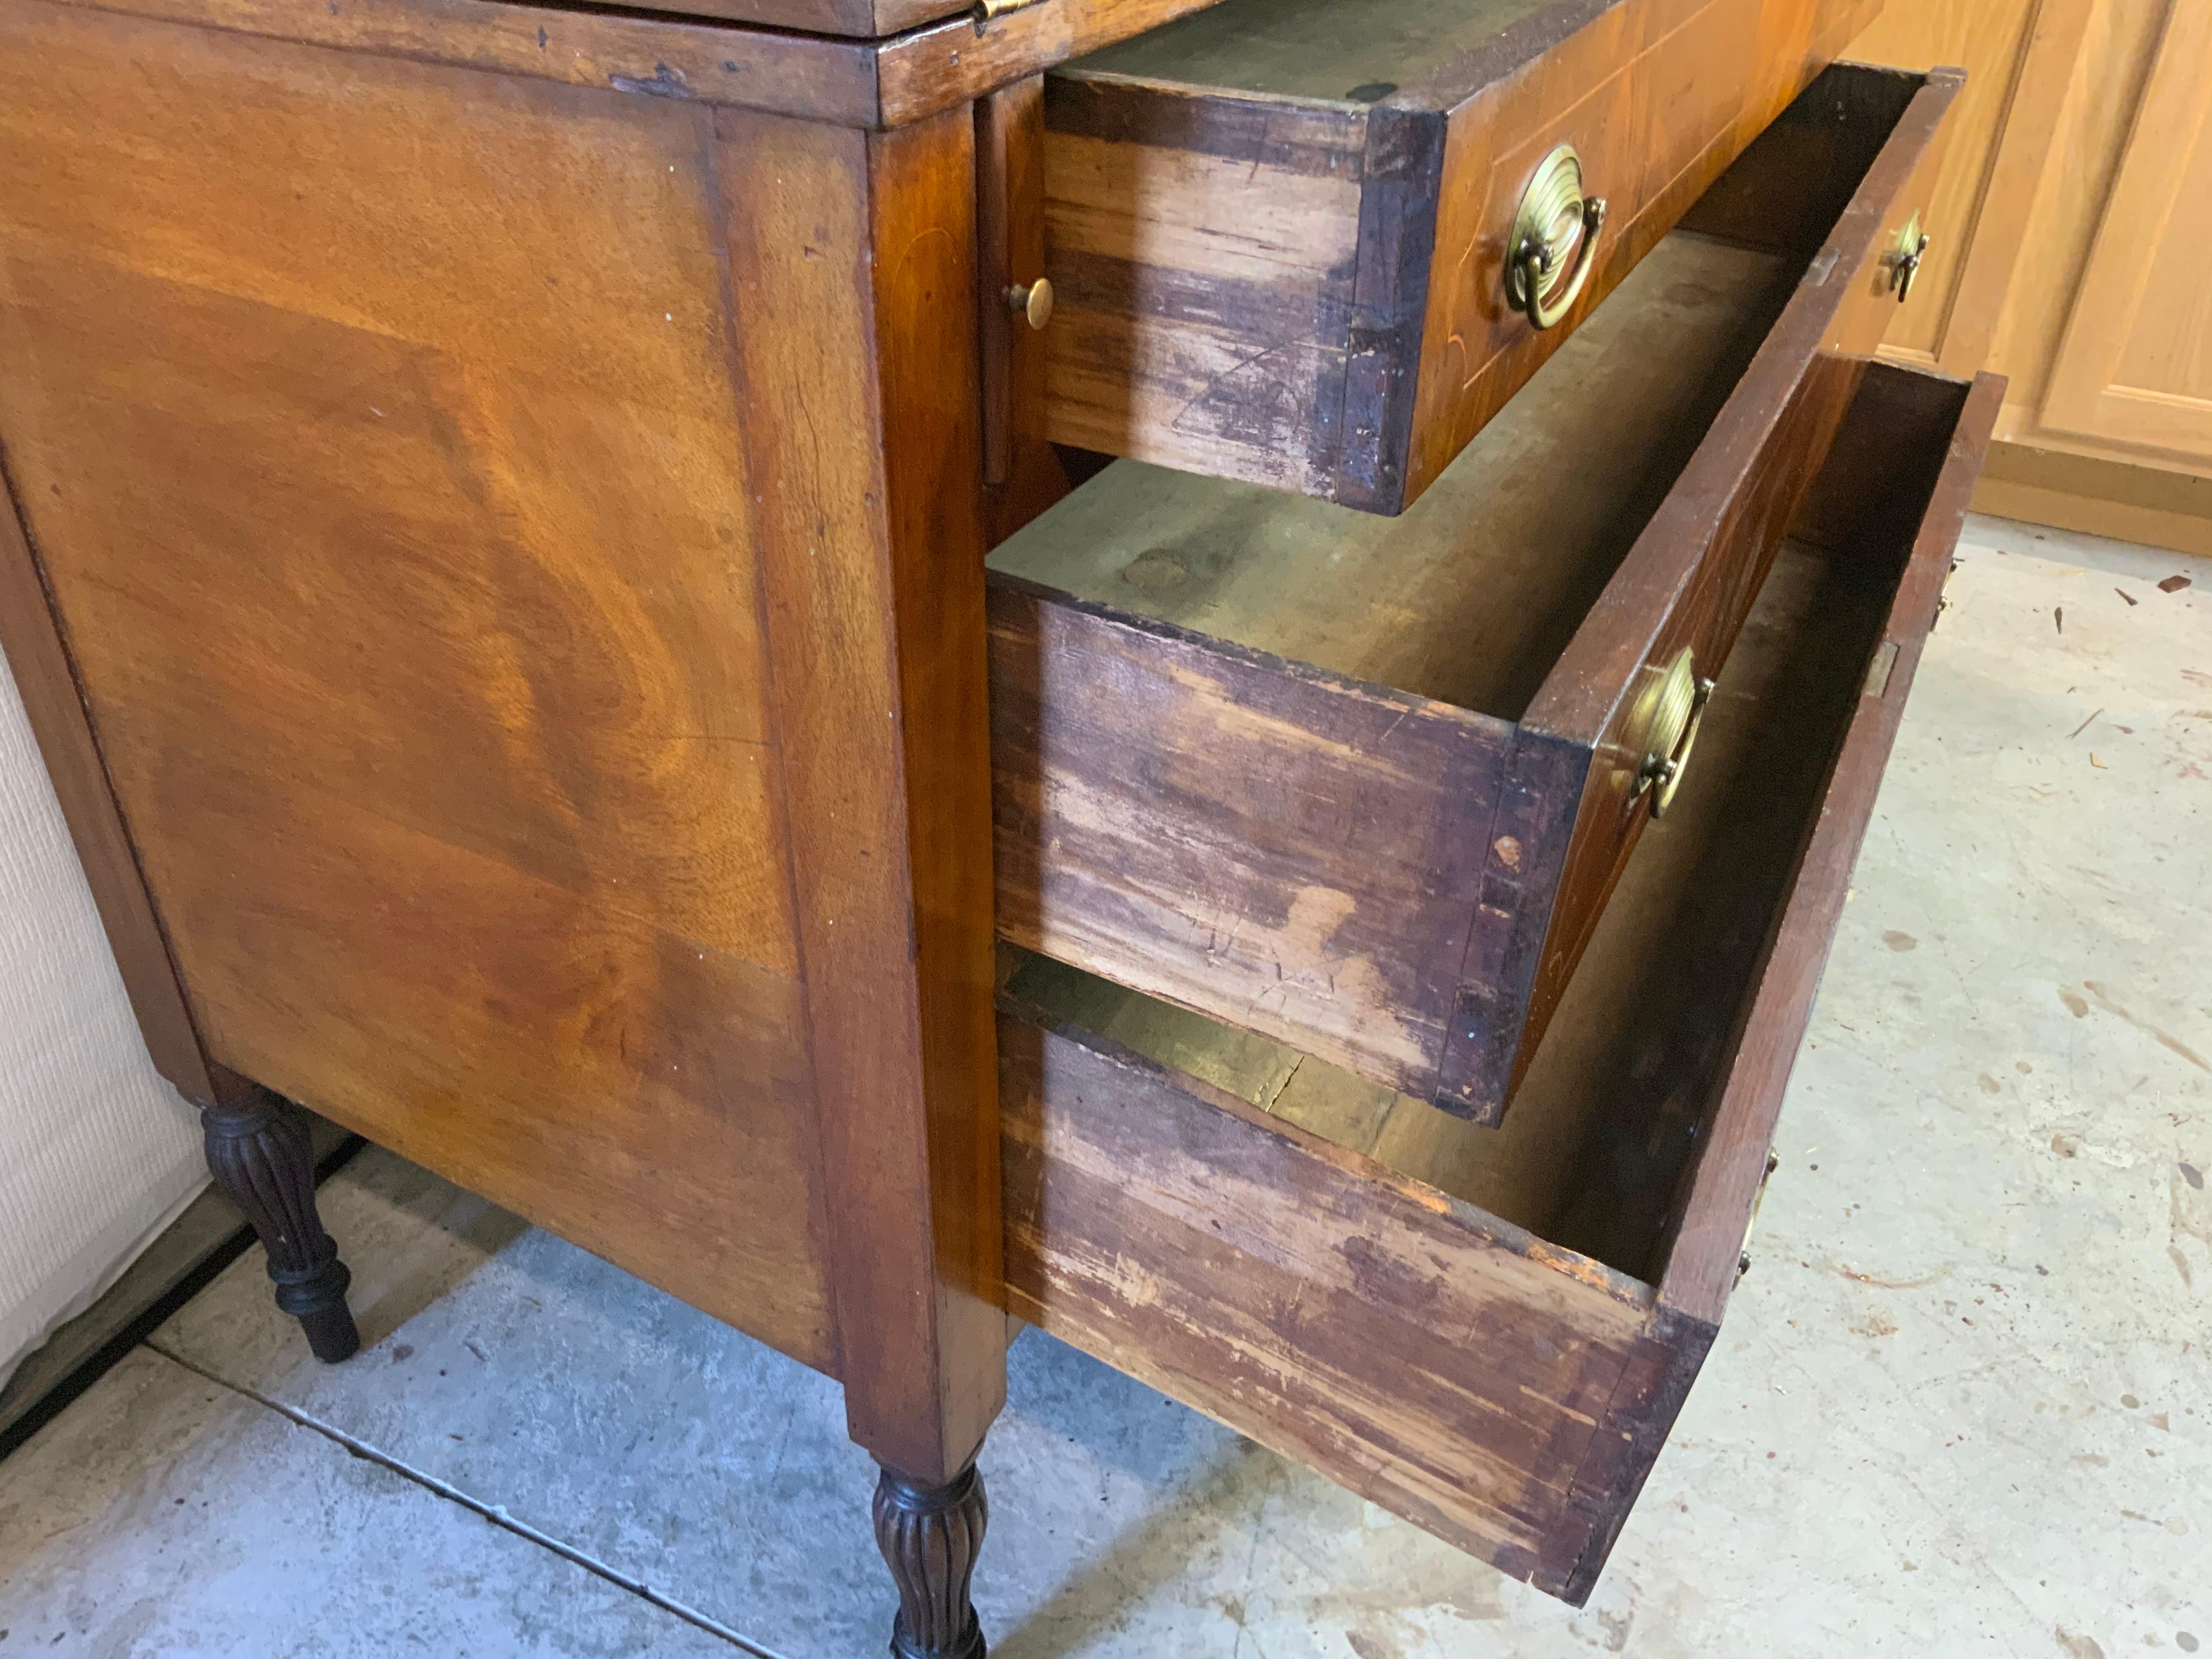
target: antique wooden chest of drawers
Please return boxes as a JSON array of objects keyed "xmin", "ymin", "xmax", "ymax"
[{"xmin": 0, "ymin": 0, "xmax": 1988, "ymax": 1647}]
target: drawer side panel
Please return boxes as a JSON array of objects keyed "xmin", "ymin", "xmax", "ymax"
[
  {"xmin": 989, "ymin": 577, "xmax": 1511, "ymax": 1102},
  {"xmin": 998, "ymin": 1005, "xmax": 1658, "ymax": 1596}
]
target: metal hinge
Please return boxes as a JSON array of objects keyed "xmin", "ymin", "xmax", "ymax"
[{"xmin": 973, "ymin": 0, "xmax": 1049, "ymax": 21}]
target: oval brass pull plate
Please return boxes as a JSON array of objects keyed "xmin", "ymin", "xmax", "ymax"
[
  {"xmin": 1887, "ymin": 210, "xmax": 1929, "ymax": 303},
  {"xmin": 1505, "ymin": 145, "xmax": 1606, "ymax": 330},
  {"xmin": 1629, "ymin": 647, "xmax": 1717, "ymax": 818}
]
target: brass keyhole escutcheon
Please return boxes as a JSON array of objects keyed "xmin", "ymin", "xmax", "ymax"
[
  {"xmin": 1887, "ymin": 211, "xmax": 1929, "ymax": 303},
  {"xmin": 1007, "ymin": 278, "xmax": 1054, "ymax": 330},
  {"xmin": 1629, "ymin": 647, "xmax": 1717, "ymax": 819},
  {"xmin": 1505, "ymin": 145, "xmax": 1606, "ymax": 330}
]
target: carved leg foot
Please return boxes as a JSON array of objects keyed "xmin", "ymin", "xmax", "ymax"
[
  {"xmin": 872, "ymin": 1461, "xmax": 988, "ymax": 1659},
  {"xmin": 201, "ymin": 1088, "xmax": 359, "ymax": 1363}
]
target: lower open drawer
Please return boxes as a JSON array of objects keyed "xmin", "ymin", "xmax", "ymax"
[{"xmin": 997, "ymin": 364, "xmax": 2001, "ymax": 1603}]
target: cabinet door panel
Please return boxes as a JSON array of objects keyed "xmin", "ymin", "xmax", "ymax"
[{"xmin": 2040, "ymin": 0, "xmax": 2212, "ymax": 466}]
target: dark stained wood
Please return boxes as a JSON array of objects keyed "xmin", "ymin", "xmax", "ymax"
[
  {"xmin": 1659, "ymin": 369, "xmax": 2004, "ymax": 1328},
  {"xmin": 199, "ymin": 1084, "xmax": 360, "ymax": 1363},
  {"xmin": 1465, "ymin": 65, "xmax": 1965, "ymax": 1121},
  {"xmin": 1000, "ymin": 359, "xmax": 1999, "ymax": 1606},
  {"xmin": 719, "ymin": 101, "xmax": 1005, "ymax": 1483},
  {"xmin": 1040, "ymin": 0, "xmax": 1883, "ymax": 511},
  {"xmin": 977, "ymin": 74, "xmax": 1071, "ymax": 539},
  {"xmin": 0, "ymin": 450, "xmax": 216, "ymax": 1105},
  {"xmin": 872, "ymin": 1462, "xmax": 989, "ymax": 1659},
  {"xmin": 41, "ymin": 0, "xmax": 1233, "ymax": 130}
]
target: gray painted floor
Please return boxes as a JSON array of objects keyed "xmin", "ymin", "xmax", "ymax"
[{"xmin": 2, "ymin": 516, "xmax": 2207, "ymax": 1658}]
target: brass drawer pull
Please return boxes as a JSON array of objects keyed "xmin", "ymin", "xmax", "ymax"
[
  {"xmin": 1505, "ymin": 145, "xmax": 1607, "ymax": 330},
  {"xmin": 1631, "ymin": 648, "xmax": 1717, "ymax": 818},
  {"xmin": 1007, "ymin": 278, "xmax": 1054, "ymax": 330},
  {"xmin": 1887, "ymin": 212, "xmax": 1929, "ymax": 303}
]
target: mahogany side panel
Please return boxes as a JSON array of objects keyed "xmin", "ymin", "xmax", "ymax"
[
  {"xmin": 988, "ymin": 577, "xmax": 1514, "ymax": 1106},
  {"xmin": 1445, "ymin": 66, "xmax": 1962, "ymax": 1122},
  {"xmin": 720, "ymin": 103, "xmax": 1006, "ymax": 1482},
  {"xmin": 997, "ymin": 1000, "xmax": 1662, "ymax": 1599},
  {"xmin": 0, "ymin": 10, "xmax": 838, "ymax": 1367},
  {"xmin": 1039, "ymin": 80, "xmax": 1370, "ymax": 498},
  {"xmin": 0, "ymin": 457, "xmax": 215, "ymax": 1104}
]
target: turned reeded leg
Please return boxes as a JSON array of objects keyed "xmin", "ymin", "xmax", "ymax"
[
  {"xmin": 200, "ymin": 1088, "xmax": 359, "ymax": 1363},
  {"xmin": 872, "ymin": 1461, "xmax": 988, "ymax": 1659}
]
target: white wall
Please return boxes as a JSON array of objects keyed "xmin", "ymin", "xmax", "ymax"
[{"xmin": 0, "ymin": 641, "xmax": 205, "ymax": 1390}]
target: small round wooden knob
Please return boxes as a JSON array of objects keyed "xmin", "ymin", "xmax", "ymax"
[{"xmin": 1006, "ymin": 278, "xmax": 1053, "ymax": 330}]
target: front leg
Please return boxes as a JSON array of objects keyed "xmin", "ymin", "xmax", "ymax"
[
  {"xmin": 872, "ymin": 1460, "xmax": 988, "ymax": 1658},
  {"xmin": 200, "ymin": 1086, "xmax": 359, "ymax": 1363}
]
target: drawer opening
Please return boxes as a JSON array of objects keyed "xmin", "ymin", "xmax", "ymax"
[
  {"xmin": 1002, "ymin": 386, "xmax": 1945, "ymax": 1284},
  {"xmin": 998, "ymin": 62, "xmax": 1918, "ymax": 725}
]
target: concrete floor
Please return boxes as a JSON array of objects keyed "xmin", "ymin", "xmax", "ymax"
[{"xmin": 2, "ymin": 515, "xmax": 2207, "ymax": 1658}]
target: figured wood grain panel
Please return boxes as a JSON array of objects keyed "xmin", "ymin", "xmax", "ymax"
[
  {"xmin": 1401, "ymin": 0, "xmax": 1882, "ymax": 503},
  {"xmin": 997, "ymin": 1002, "xmax": 1658, "ymax": 1599},
  {"xmin": 34, "ymin": 0, "xmax": 1231, "ymax": 129},
  {"xmin": 989, "ymin": 578, "xmax": 1513, "ymax": 1103},
  {"xmin": 2039, "ymin": 0, "xmax": 2212, "ymax": 469},
  {"xmin": 0, "ymin": 9, "xmax": 838, "ymax": 1367},
  {"xmin": 0, "ymin": 456, "xmax": 214, "ymax": 1104},
  {"xmin": 718, "ymin": 104, "xmax": 1006, "ymax": 1481},
  {"xmin": 1846, "ymin": 0, "xmax": 2090, "ymax": 376},
  {"xmin": 1442, "ymin": 66, "xmax": 1960, "ymax": 1122}
]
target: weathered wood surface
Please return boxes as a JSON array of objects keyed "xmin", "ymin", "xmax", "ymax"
[
  {"xmin": 992, "ymin": 70, "xmax": 1954, "ymax": 1121},
  {"xmin": 997, "ymin": 998, "xmax": 1658, "ymax": 1599},
  {"xmin": 990, "ymin": 579, "xmax": 1513, "ymax": 1103},
  {"xmin": 1041, "ymin": 0, "xmax": 1882, "ymax": 510}
]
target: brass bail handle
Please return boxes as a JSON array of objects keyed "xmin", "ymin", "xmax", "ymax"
[
  {"xmin": 1887, "ymin": 211, "xmax": 1930, "ymax": 304},
  {"xmin": 1630, "ymin": 648, "xmax": 1717, "ymax": 819},
  {"xmin": 1506, "ymin": 144, "xmax": 1607, "ymax": 331}
]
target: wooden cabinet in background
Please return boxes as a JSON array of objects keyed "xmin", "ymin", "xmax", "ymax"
[{"xmin": 1851, "ymin": 0, "xmax": 2212, "ymax": 555}]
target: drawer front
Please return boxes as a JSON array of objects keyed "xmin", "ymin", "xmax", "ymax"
[
  {"xmin": 1459, "ymin": 63, "xmax": 1962, "ymax": 1116},
  {"xmin": 1040, "ymin": 0, "xmax": 1881, "ymax": 512},
  {"xmin": 994, "ymin": 65, "xmax": 1957, "ymax": 1125},
  {"xmin": 1000, "ymin": 365, "xmax": 2003, "ymax": 1605}
]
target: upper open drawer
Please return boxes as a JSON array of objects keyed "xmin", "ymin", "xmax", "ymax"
[
  {"xmin": 993, "ymin": 63, "xmax": 1956, "ymax": 1126},
  {"xmin": 1040, "ymin": 0, "xmax": 1886, "ymax": 511}
]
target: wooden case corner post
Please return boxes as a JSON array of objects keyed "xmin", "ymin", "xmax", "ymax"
[{"xmin": 714, "ymin": 97, "xmax": 1007, "ymax": 1652}]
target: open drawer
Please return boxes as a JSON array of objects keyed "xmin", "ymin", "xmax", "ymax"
[
  {"xmin": 1040, "ymin": 0, "xmax": 1889, "ymax": 512},
  {"xmin": 991, "ymin": 63, "xmax": 1957, "ymax": 1126},
  {"xmin": 997, "ymin": 363, "xmax": 2001, "ymax": 1602}
]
